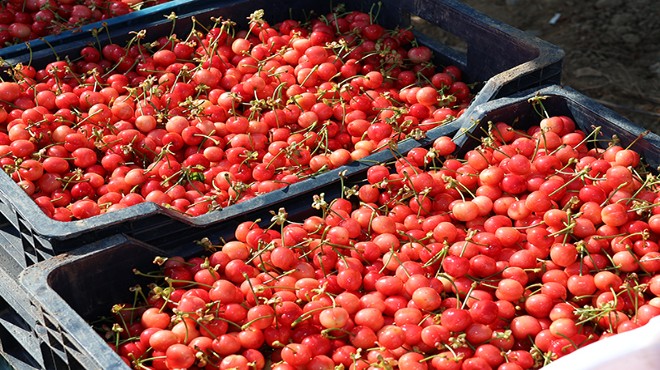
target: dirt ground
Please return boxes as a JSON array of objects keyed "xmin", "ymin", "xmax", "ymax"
[{"xmin": 459, "ymin": 0, "xmax": 660, "ymax": 134}]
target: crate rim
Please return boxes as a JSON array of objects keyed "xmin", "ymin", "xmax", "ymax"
[
  {"xmin": 457, "ymin": 84, "xmax": 660, "ymax": 172},
  {"xmin": 0, "ymin": 0, "xmax": 209, "ymax": 61},
  {"xmin": 472, "ymin": 84, "xmax": 660, "ymax": 140},
  {"xmin": 17, "ymin": 234, "xmax": 150, "ymax": 369}
]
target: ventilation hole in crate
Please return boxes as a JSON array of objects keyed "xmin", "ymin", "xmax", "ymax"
[
  {"xmin": 30, "ymin": 230, "xmax": 54, "ymax": 254},
  {"xmin": 43, "ymin": 341, "xmax": 70, "ymax": 369},
  {"xmin": 19, "ymin": 245, "xmax": 38, "ymax": 268},
  {"xmin": 41, "ymin": 335, "xmax": 89, "ymax": 370},
  {"xmin": 62, "ymin": 333, "xmax": 87, "ymax": 360},
  {"xmin": 40, "ymin": 342, "xmax": 70, "ymax": 370},
  {"xmin": 41, "ymin": 314, "xmax": 85, "ymax": 368},
  {"xmin": 0, "ymin": 210, "xmax": 11, "ymax": 228},
  {"xmin": 17, "ymin": 219, "xmax": 39, "ymax": 267},
  {"xmin": 35, "ymin": 238, "xmax": 55, "ymax": 263},
  {"xmin": 40, "ymin": 313, "xmax": 67, "ymax": 354},
  {"xmin": 0, "ymin": 299, "xmax": 32, "ymax": 333},
  {"xmin": 68, "ymin": 356, "xmax": 88, "ymax": 370},
  {"xmin": 17, "ymin": 213, "xmax": 31, "ymax": 232},
  {"xmin": 42, "ymin": 309, "xmax": 57, "ymax": 327},
  {"xmin": 411, "ymin": 16, "xmax": 467, "ymax": 54},
  {"xmin": 45, "ymin": 328, "xmax": 66, "ymax": 353},
  {"xmin": 0, "ymin": 291, "xmax": 9, "ymax": 313},
  {"xmin": 0, "ymin": 317, "xmax": 42, "ymax": 368}
]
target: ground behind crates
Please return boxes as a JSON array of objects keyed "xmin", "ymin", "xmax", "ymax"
[{"xmin": 462, "ymin": 0, "xmax": 660, "ymax": 134}]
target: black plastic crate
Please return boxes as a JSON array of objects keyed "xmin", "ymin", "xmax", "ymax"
[
  {"xmin": 0, "ymin": 0, "xmax": 563, "ymax": 278},
  {"xmin": 0, "ymin": 262, "xmax": 62, "ymax": 370},
  {"xmin": 454, "ymin": 85, "xmax": 660, "ymax": 170},
  {"xmin": 17, "ymin": 236, "xmax": 165, "ymax": 369},
  {"xmin": 0, "ymin": 0, "xmax": 194, "ymax": 61}
]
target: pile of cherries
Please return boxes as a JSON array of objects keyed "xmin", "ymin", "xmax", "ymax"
[
  {"xmin": 0, "ymin": 0, "xmax": 169, "ymax": 47},
  {"xmin": 102, "ymin": 109, "xmax": 660, "ymax": 369},
  {"xmin": 0, "ymin": 8, "xmax": 469, "ymax": 221}
]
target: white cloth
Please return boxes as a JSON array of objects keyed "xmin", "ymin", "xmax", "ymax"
[{"xmin": 542, "ymin": 316, "xmax": 660, "ymax": 369}]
